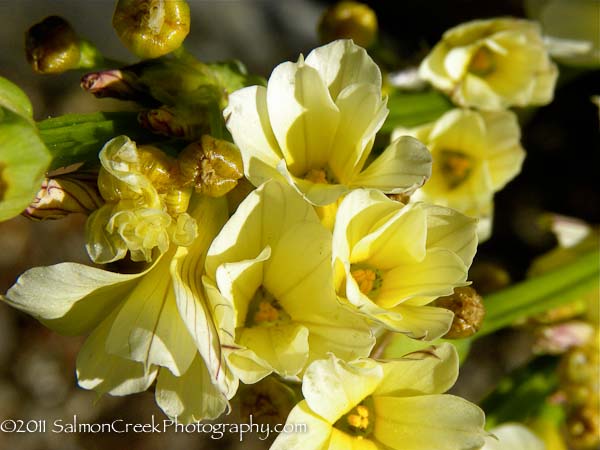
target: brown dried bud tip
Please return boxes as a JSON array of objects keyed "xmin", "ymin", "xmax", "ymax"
[
  {"xmin": 25, "ymin": 16, "xmax": 81, "ymax": 74},
  {"xmin": 177, "ymin": 135, "xmax": 243, "ymax": 197},
  {"xmin": 567, "ymin": 401, "xmax": 600, "ymax": 450},
  {"xmin": 23, "ymin": 172, "xmax": 103, "ymax": 220},
  {"xmin": 434, "ymin": 286, "xmax": 485, "ymax": 339},
  {"xmin": 81, "ymin": 69, "xmax": 146, "ymax": 102}
]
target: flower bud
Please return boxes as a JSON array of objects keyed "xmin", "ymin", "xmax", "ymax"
[
  {"xmin": 25, "ymin": 16, "xmax": 102, "ymax": 74},
  {"xmin": 112, "ymin": 0, "xmax": 191, "ymax": 59},
  {"xmin": 80, "ymin": 69, "xmax": 151, "ymax": 103},
  {"xmin": 138, "ymin": 105, "xmax": 209, "ymax": 140},
  {"xmin": 318, "ymin": 1, "xmax": 378, "ymax": 48},
  {"xmin": 23, "ymin": 172, "xmax": 103, "ymax": 220},
  {"xmin": 25, "ymin": 16, "xmax": 81, "ymax": 74},
  {"xmin": 533, "ymin": 321, "xmax": 595, "ymax": 355},
  {"xmin": 434, "ymin": 286, "xmax": 486, "ymax": 339},
  {"xmin": 177, "ymin": 135, "xmax": 243, "ymax": 197}
]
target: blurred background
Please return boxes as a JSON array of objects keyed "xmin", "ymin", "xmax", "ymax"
[{"xmin": 0, "ymin": 1, "xmax": 598, "ymax": 449}]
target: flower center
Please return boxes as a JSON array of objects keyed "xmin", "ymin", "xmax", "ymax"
[
  {"xmin": 334, "ymin": 399, "xmax": 375, "ymax": 438},
  {"xmin": 350, "ymin": 263, "xmax": 383, "ymax": 298},
  {"xmin": 246, "ymin": 286, "xmax": 291, "ymax": 327},
  {"xmin": 304, "ymin": 167, "xmax": 337, "ymax": 184},
  {"xmin": 439, "ymin": 150, "xmax": 473, "ymax": 189},
  {"xmin": 468, "ymin": 46, "xmax": 496, "ymax": 77}
]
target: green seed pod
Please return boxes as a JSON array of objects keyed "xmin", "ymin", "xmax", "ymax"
[
  {"xmin": 112, "ymin": 0, "xmax": 191, "ymax": 59},
  {"xmin": 318, "ymin": 1, "xmax": 378, "ymax": 48},
  {"xmin": 25, "ymin": 16, "xmax": 81, "ymax": 74}
]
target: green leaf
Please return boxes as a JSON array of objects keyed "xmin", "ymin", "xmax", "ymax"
[
  {"xmin": 0, "ymin": 76, "xmax": 34, "ymax": 119},
  {"xmin": 0, "ymin": 106, "xmax": 51, "ymax": 222},
  {"xmin": 381, "ymin": 90, "xmax": 453, "ymax": 134}
]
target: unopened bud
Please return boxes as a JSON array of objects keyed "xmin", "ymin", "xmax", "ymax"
[
  {"xmin": 434, "ymin": 286, "xmax": 486, "ymax": 339},
  {"xmin": 138, "ymin": 106, "xmax": 209, "ymax": 140},
  {"xmin": 25, "ymin": 16, "xmax": 102, "ymax": 74},
  {"xmin": 81, "ymin": 69, "xmax": 151, "ymax": 103},
  {"xmin": 318, "ymin": 1, "xmax": 378, "ymax": 48},
  {"xmin": 177, "ymin": 135, "xmax": 243, "ymax": 197},
  {"xmin": 23, "ymin": 172, "xmax": 103, "ymax": 220},
  {"xmin": 25, "ymin": 16, "xmax": 81, "ymax": 74},
  {"xmin": 112, "ymin": 0, "xmax": 191, "ymax": 59}
]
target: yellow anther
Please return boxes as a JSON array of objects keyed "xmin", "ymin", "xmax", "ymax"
[
  {"xmin": 469, "ymin": 47, "xmax": 495, "ymax": 77},
  {"xmin": 254, "ymin": 301, "xmax": 280, "ymax": 324},
  {"xmin": 356, "ymin": 405, "xmax": 369, "ymax": 418},
  {"xmin": 439, "ymin": 150, "xmax": 473, "ymax": 189},
  {"xmin": 304, "ymin": 168, "xmax": 329, "ymax": 184},
  {"xmin": 351, "ymin": 268, "xmax": 377, "ymax": 295},
  {"xmin": 347, "ymin": 414, "xmax": 363, "ymax": 429}
]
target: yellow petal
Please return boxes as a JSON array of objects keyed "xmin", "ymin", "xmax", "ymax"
[
  {"xmin": 328, "ymin": 83, "xmax": 388, "ymax": 183},
  {"xmin": 236, "ymin": 322, "xmax": 309, "ymax": 379},
  {"xmin": 266, "ymin": 59, "xmax": 340, "ymax": 176},
  {"xmin": 206, "ymin": 180, "xmax": 317, "ymax": 278},
  {"xmin": 351, "ymin": 136, "xmax": 432, "ymax": 193},
  {"xmin": 277, "ymin": 166, "xmax": 350, "ymax": 206},
  {"xmin": 270, "ymin": 401, "xmax": 332, "ymax": 450},
  {"xmin": 85, "ymin": 204, "xmax": 129, "ymax": 263},
  {"xmin": 155, "ymin": 355, "xmax": 229, "ymax": 423},
  {"xmin": 169, "ymin": 195, "xmax": 236, "ymax": 396},
  {"xmin": 76, "ymin": 311, "xmax": 158, "ymax": 396},
  {"xmin": 350, "ymin": 202, "xmax": 427, "ymax": 268},
  {"xmin": 373, "ymin": 394, "xmax": 486, "ymax": 450},
  {"xmin": 105, "ymin": 250, "xmax": 198, "ymax": 376},
  {"xmin": 482, "ymin": 423, "xmax": 545, "ymax": 450},
  {"xmin": 224, "ymin": 85, "xmax": 282, "ymax": 186},
  {"xmin": 373, "ymin": 343, "xmax": 459, "ymax": 396},
  {"xmin": 3, "ymin": 258, "xmax": 150, "ymax": 335},
  {"xmin": 305, "ymin": 39, "xmax": 382, "ymax": 101},
  {"xmin": 328, "ymin": 428, "xmax": 381, "ymax": 450},
  {"xmin": 421, "ymin": 203, "xmax": 478, "ymax": 267},
  {"xmin": 302, "ymin": 355, "xmax": 383, "ymax": 423},
  {"xmin": 377, "ymin": 249, "xmax": 468, "ymax": 309}
]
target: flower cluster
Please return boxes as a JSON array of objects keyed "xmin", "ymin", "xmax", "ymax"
[
  {"xmin": 2, "ymin": 38, "xmax": 493, "ymax": 449},
  {"xmin": 400, "ymin": 17, "xmax": 558, "ymax": 239}
]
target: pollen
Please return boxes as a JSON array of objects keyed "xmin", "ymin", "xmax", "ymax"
[
  {"xmin": 345, "ymin": 403, "xmax": 372, "ymax": 432},
  {"xmin": 350, "ymin": 264, "xmax": 383, "ymax": 297},
  {"xmin": 304, "ymin": 168, "xmax": 329, "ymax": 184},
  {"xmin": 469, "ymin": 46, "xmax": 495, "ymax": 77},
  {"xmin": 439, "ymin": 150, "xmax": 473, "ymax": 189},
  {"xmin": 254, "ymin": 301, "xmax": 281, "ymax": 324}
]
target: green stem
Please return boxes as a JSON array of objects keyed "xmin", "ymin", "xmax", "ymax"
[{"xmin": 479, "ymin": 250, "xmax": 599, "ymax": 337}]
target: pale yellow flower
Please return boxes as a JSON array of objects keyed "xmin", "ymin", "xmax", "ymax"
[
  {"xmin": 3, "ymin": 195, "xmax": 236, "ymax": 423},
  {"xmin": 203, "ymin": 180, "xmax": 374, "ymax": 384},
  {"xmin": 271, "ymin": 344, "xmax": 486, "ymax": 450},
  {"xmin": 420, "ymin": 18, "xmax": 558, "ymax": 110},
  {"xmin": 224, "ymin": 39, "xmax": 432, "ymax": 206},
  {"xmin": 86, "ymin": 135, "xmax": 197, "ymax": 264},
  {"xmin": 332, "ymin": 188, "xmax": 477, "ymax": 339},
  {"xmin": 393, "ymin": 108, "xmax": 525, "ymax": 239},
  {"xmin": 482, "ymin": 423, "xmax": 545, "ymax": 450}
]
